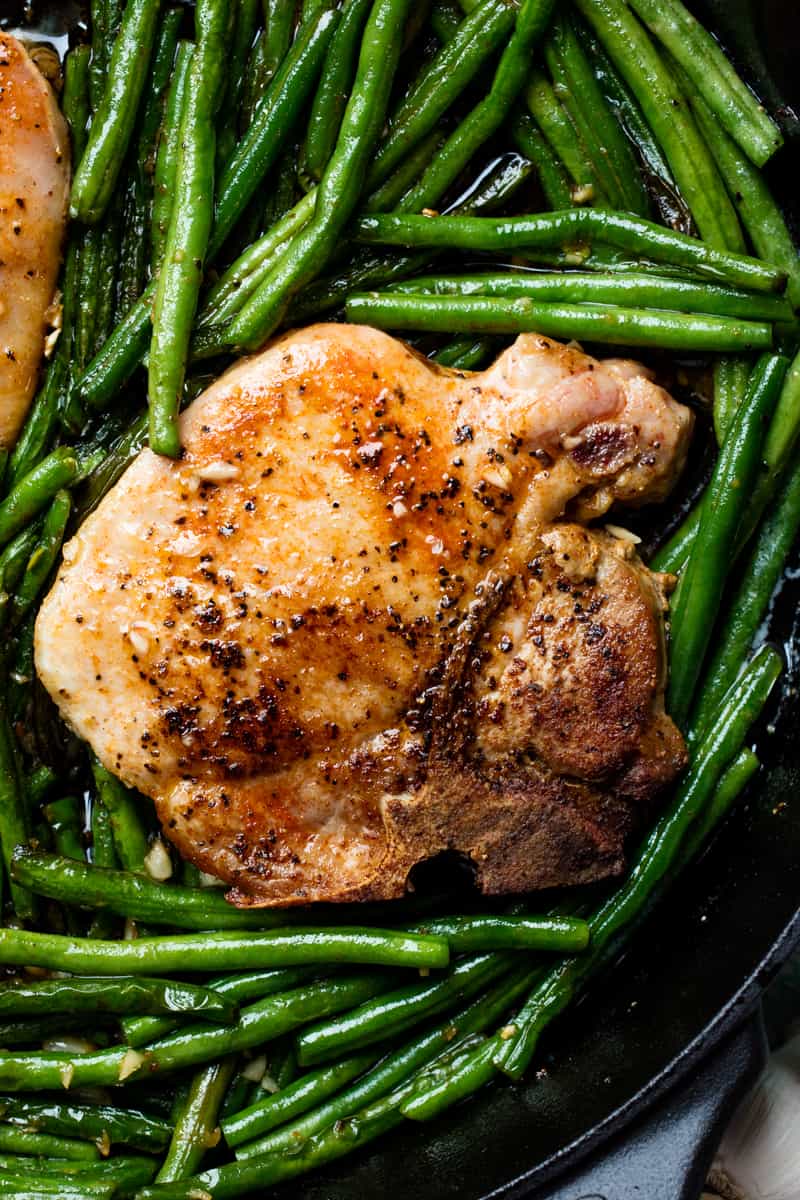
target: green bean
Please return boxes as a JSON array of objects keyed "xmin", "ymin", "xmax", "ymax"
[
  {"xmin": 681, "ymin": 748, "xmax": 760, "ymax": 864},
  {"xmin": 0, "ymin": 1179, "xmax": 114, "ymax": 1200},
  {"xmin": 287, "ymin": 250, "xmax": 433, "ymax": 324},
  {"xmin": 364, "ymin": 131, "xmax": 445, "ymax": 214},
  {"xmin": 386, "ymin": 271, "xmax": 792, "ymax": 321},
  {"xmin": 296, "ymin": 954, "xmax": 510, "ymax": 1066},
  {"xmin": 26, "ymin": 765, "xmax": 57, "ymax": 808},
  {"xmin": 0, "ymin": 525, "xmax": 41, "ymax": 629},
  {"xmin": 524, "ymin": 70, "xmax": 602, "ymax": 204},
  {"xmin": 5, "ymin": 363, "xmax": 68, "ymax": 498},
  {"xmin": 221, "ymin": 1069, "xmax": 256, "ymax": 1122},
  {"xmin": 151, "ymin": 42, "xmax": 194, "ymax": 276},
  {"xmin": 0, "ymin": 976, "xmax": 237, "ymax": 1022},
  {"xmin": 88, "ymin": 0, "xmax": 111, "ymax": 112},
  {"xmin": 625, "ymin": 0, "xmax": 782, "ymax": 167},
  {"xmin": 356, "ymin": 209, "xmax": 782, "ymax": 291},
  {"xmin": 80, "ymin": 175, "xmax": 314, "ymax": 409},
  {"xmin": 573, "ymin": 0, "xmax": 744, "ymax": 250},
  {"xmin": 304, "ymin": 0, "xmax": 374, "ymax": 183},
  {"xmin": 345, "ymin": 293, "xmax": 773, "ymax": 352},
  {"xmin": 222, "ymin": 1051, "xmax": 378, "ymax": 1147},
  {"xmin": 430, "ymin": 0, "xmax": 463, "ymax": 41},
  {"xmin": 583, "ymin": 30, "xmax": 678, "ymax": 201},
  {"xmin": 677, "ymin": 71, "xmax": 800, "ymax": 310},
  {"xmin": 398, "ymin": 0, "xmax": 556, "ymax": 214},
  {"xmin": 157, "ymin": 1058, "xmax": 236, "ymax": 1182},
  {"xmin": 216, "ymin": 0, "xmax": 261, "ymax": 169},
  {"xmin": 650, "ymin": 500, "xmax": 702, "ymax": 574},
  {"xmin": 0, "ymin": 924, "xmax": 447, "ymax": 977},
  {"xmin": 73, "ymin": 226, "xmax": 104, "ymax": 376},
  {"xmin": 0, "ymin": 450, "xmax": 78, "ymax": 550},
  {"xmin": 134, "ymin": 7, "xmax": 185, "ymax": 193},
  {"xmin": 510, "ymin": 111, "xmax": 573, "ymax": 211},
  {"xmin": 401, "ymin": 1034, "xmax": 497, "ymax": 1120},
  {"xmin": 264, "ymin": 0, "xmax": 295, "ymax": 80},
  {"xmin": 0, "ymin": 1154, "xmax": 159, "ymax": 1190},
  {"xmin": 140, "ymin": 1094, "xmax": 405, "ymax": 1198},
  {"xmin": 73, "ymin": 412, "xmax": 149, "ymax": 525},
  {"xmin": 217, "ymin": 965, "xmax": 539, "ymax": 1165},
  {"xmin": 0, "ymin": 1125, "xmax": 100, "ymax": 1160},
  {"xmin": 0, "ymin": 696, "xmax": 33, "ymax": 920},
  {"xmin": 0, "ymin": 1016, "xmax": 92, "ymax": 1047},
  {"xmin": 9, "ymin": 491, "xmax": 70, "ymax": 627},
  {"xmin": 91, "ymin": 760, "xmax": 149, "ymax": 874},
  {"xmin": 88, "ymin": 791, "xmax": 118, "ymax": 899},
  {"xmin": 271, "ymin": 1041, "xmax": 303, "ymax": 1092},
  {"xmin": 301, "ymin": 0, "xmax": 331, "ymax": 21},
  {"xmin": 448, "ymin": 151, "xmax": 535, "ymax": 216},
  {"xmin": 0, "ymin": 974, "xmax": 392, "ymax": 1091},
  {"xmin": 43, "ymin": 795, "xmax": 85, "ymax": 863},
  {"xmin": 148, "ymin": 2, "xmax": 233, "ymax": 457},
  {"xmin": 432, "ymin": 337, "xmax": 493, "ymax": 370},
  {"xmin": 87, "ymin": 791, "xmax": 119, "ymax": 937},
  {"xmin": 259, "ymin": 142, "xmax": 301, "ymax": 233},
  {"xmin": 0, "ymin": 1097, "xmax": 170, "ymax": 1150},
  {"xmin": 122, "ymin": 967, "xmax": 319, "ymax": 1047},
  {"xmin": 200, "ymin": 190, "xmax": 317, "ymax": 328},
  {"xmin": 71, "ymin": 0, "xmax": 163, "ymax": 224},
  {"xmin": 5, "ymin": 615, "xmax": 35, "ymax": 728},
  {"xmin": 209, "ymin": 7, "xmax": 339, "ymax": 261},
  {"xmin": 496, "ymin": 644, "xmax": 782, "ymax": 1080},
  {"xmin": 691, "ymin": 456, "xmax": 800, "ymax": 742},
  {"xmin": 757, "ymin": 350, "xmax": 800, "ymax": 502},
  {"xmin": 227, "ymin": 0, "xmax": 415, "ymax": 350},
  {"xmin": 545, "ymin": 12, "xmax": 647, "ymax": 215},
  {"xmin": 10, "ymin": 848, "xmax": 312, "ymax": 930},
  {"xmin": 76, "ymin": 286, "xmax": 153, "ymax": 414},
  {"xmin": 713, "ymin": 356, "xmax": 752, "ymax": 446},
  {"xmin": 668, "ymin": 353, "xmax": 788, "ymax": 725},
  {"xmin": 239, "ymin": 30, "xmax": 270, "ymax": 129},
  {"xmin": 65, "ymin": 43, "xmax": 93, "ymax": 165},
  {"xmin": 368, "ymin": 0, "xmax": 515, "ymax": 192},
  {"xmin": 412, "ymin": 913, "xmax": 591, "ymax": 954},
  {"xmin": 0, "ymin": 1155, "xmax": 107, "ymax": 1181},
  {"xmin": 97, "ymin": 203, "xmax": 125, "ymax": 349}
]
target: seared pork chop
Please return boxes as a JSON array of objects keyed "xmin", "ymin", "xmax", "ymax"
[
  {"xmin": 36, "ymin": 325, "xmax": 691, "ymax": 904},
  {"xmin": 0, "ymin": 34, "xmax": 70, "ymax": 448}
]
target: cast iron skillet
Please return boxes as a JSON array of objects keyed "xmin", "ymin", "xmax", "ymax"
[{"xmin": 1, "ymin": 2, "xmax": 798, "ymax": 1196}]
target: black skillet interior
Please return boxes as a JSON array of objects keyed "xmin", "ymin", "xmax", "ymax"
[{"xmin": 1, "ymin": 1, "xmax": 798, "ymax": 1196}]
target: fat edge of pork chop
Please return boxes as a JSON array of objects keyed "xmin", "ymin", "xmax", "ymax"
[
  {"xmin": 35, "ymin": 325, "xmax": 692, "ymax": 905},
  {"xmin": 0, "ymin": 34, "xmax": 70, "ymax": 449}
]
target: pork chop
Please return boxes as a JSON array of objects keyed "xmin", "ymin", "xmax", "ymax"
[
  {"xmin": 0, "ymin": 33, "xmax": 70, "ymax": 448},
  {"xmin": 35, "ymin": 325, "xmax": 692, "ymax": 904}
]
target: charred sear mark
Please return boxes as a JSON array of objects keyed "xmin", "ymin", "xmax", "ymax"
[
  {"xmin": 570, "ymin": 424, "xmax": 633, "ymax": 471},
  {"xmin": 231, "ymin": 830, "xmax": 301, "ymax": 877},
  {"xmin": 162, "ymin": 703, "xmax": 201, "ymax": 739},
  {"xmin": 194, "ymin": 599, "xmax": 223, "ymax": 631},
  {"xmin": 202, "ymin": 639, "xmax": 245, "ymax": 670},
  {"xmin": 221, "ymin": 687, "xmax": 287, "ymax": 756}
]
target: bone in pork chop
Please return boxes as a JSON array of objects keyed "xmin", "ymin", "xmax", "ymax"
[
  {"xmin": 35, "ymin": 325, "xmax": 692, "ymax": 904},
  {"xmin": 0, "ymin": 34, "xmax": 70, "ymax": 448}
]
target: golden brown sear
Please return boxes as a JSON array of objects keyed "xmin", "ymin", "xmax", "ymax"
[{"xmin": 35, "ymin": 325, "xmax": 691, "ymax": 904}]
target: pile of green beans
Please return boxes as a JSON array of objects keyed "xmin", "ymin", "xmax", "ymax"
[{"xmin": 0, "ymin": 0, "xmax": 796, "ymax": 1194}]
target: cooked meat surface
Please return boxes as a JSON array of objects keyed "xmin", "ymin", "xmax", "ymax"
[
  {"xmin": 36, "ymin": 325, "xmax": 691, "ymax": 904},
  {"xmin": 0, "ymin": 34, "xmax": 70, "ymax": 448}
]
